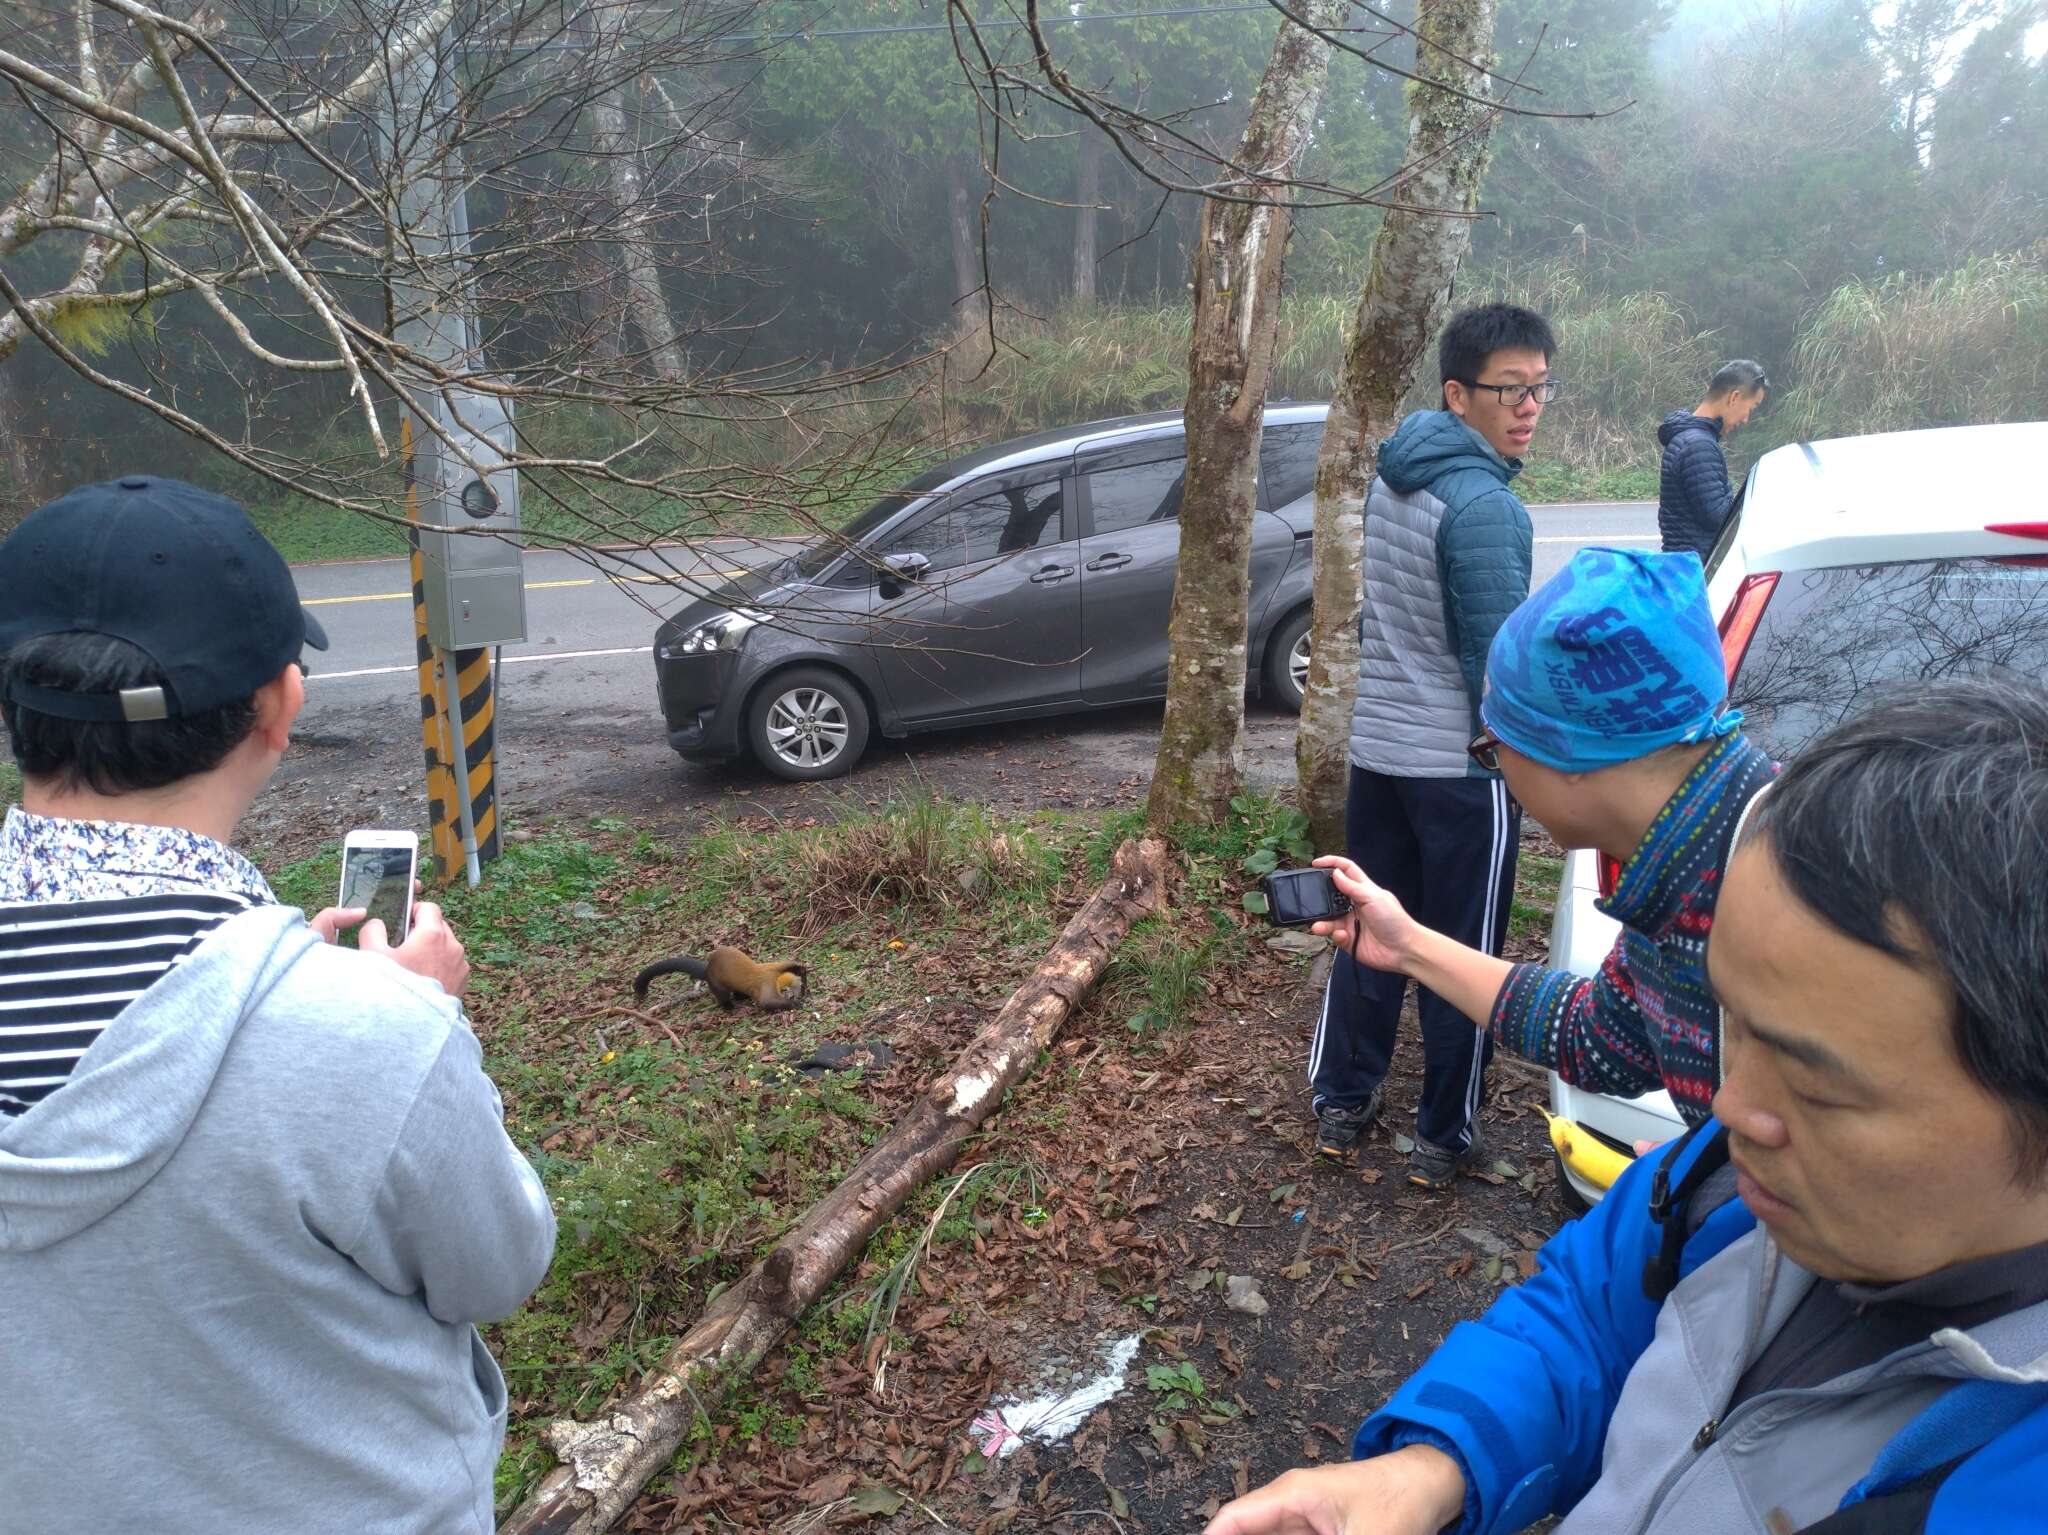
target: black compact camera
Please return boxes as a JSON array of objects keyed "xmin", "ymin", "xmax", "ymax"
[{"xmin": 1260, "ymin": 867, "xmax": 1350, "ymax": 927}]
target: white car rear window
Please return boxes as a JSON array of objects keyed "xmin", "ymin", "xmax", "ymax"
[{"xmin": 1731, "ymin": 557, "xmax": 2048, "ymax": 761}]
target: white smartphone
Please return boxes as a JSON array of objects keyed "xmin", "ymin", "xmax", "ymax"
[{"xmin": 338, "ymin": 829, "xmax": 419, "ymax": 946}]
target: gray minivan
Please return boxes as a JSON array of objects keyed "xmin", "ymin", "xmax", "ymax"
[{"xmin": 653, "ymin": 403, "xmax": 1329, "ymax": 780}]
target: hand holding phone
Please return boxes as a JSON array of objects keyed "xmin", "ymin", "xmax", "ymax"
[
  {"xmin": 362, "ymin": 899, "xmax": 469, "ymax": 999},
  {"xmin": 339, "ymin": 829, "xmax": 419, "ymax": 947}
]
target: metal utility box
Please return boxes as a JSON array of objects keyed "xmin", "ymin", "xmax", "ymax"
[{"xmin": 410, "ymin": 387, "xmax": 528, "ymax": 651}]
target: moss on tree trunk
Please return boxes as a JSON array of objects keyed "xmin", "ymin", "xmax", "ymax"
[{"xmin": 1146, "ymin": 0, "xmax": 1349, "ymax": 831}]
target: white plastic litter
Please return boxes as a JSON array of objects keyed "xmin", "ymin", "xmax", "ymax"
[{"xmin": 969, "ymin": 1333, "xmax": 1144, "ymax": 1458}]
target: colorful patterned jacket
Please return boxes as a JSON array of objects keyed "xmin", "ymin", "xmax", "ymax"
[{"xmin": 1488, "ymin": 731, "xmax": 1777, "ymax": 1123}]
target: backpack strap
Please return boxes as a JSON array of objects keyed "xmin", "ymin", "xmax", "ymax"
[
  {"xmin": 1793, "ymin": 1452, "xmax": 1971, "ymax": 1534},
  {"xmin": 1798, "ymin": 1379, "xmax": 2048, "ymax": 1532},
  {"xmin": 1641, "ymin": 1121, "xmax": 1733, "ymax": 1302}
]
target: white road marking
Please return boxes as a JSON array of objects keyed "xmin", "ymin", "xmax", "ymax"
[
  {"xmin": 302, "ymin": 530, "xmax": 1649, "ymax": 684},
  {"xmin": 302, "ymin": 570, "xmax": 747, "ymax": 605},
  {"xmin": 308, "ymin": 645, "xmax": 652, "ymax": 682}
]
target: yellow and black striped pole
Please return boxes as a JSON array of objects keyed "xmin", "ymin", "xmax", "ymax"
[
  {"xmin": 403, "ymin": 417, "xmax": 501, "ymax": 884},
  {"xmin": 441, "ymin": 644, "xmax": 500, "ymax": 867}
]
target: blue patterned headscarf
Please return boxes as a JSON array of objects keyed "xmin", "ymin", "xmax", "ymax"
[{"xmin": 1481, "ymin": 547, "xmax": 1742, "ymax": 771}]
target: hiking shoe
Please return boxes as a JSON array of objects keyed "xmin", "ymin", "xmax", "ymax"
[
  {"xmin": 1314, "ymin": 1088, "xmax": 1383, "ymax": 1160},
  {"xmin": 1408, "ymin": 1129, "xmax": 1486, "ymax": 1190}
]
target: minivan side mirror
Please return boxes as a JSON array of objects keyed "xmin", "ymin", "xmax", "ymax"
[{"xmin": 881, "ymin": 551, "xmax": 930, "ymax": 586}]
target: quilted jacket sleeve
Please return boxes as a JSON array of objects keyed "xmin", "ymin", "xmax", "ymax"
[
  {"xmin": 1439, "ymin": 487, "xmax": 1534, "ymax": 732},
  {"xmin": 1664, "ymin": 431, "xmax": 1733, "ymax": 556}
]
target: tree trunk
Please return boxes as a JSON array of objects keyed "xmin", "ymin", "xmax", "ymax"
[
  {"xmin": 1144, "ymin": 0, "xmax": 1349, "ymax": 831},
  {"xmin": 947, "ymin": 153, "xmax": 981, "ymax": 318},
  {"xmin": 500, "ymin": 838, "xmax": 1172, "ymax": 1535},
  {"xmin": 1296, "ymin": 0, "xmax": 1503, "ymax": 850},
  {"xmin": 0, "ymin": 359, "xmax": 41, "ymax": 527},
  {"xmin": 1073, "ymin": 132, "xmax": 1101, "ymax": 307},
  {"xmin": 572, "ymin": 264, "xmax": 624, "ymax": 366},
  {"xmin": 591, "ymin": 84, "xmax": 687, "ymax": 381}
]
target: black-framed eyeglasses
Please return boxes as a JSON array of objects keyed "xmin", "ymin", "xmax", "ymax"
[
  {"xmin": 294, "ymin": 657, "xmax": 313, "ymax": 680},
  {"xmin": 1467, "ymin": 728, "xmax": 1501, "ymax": 772},
  {"xmin": 1459, "ymin": 378, "xmax": 1561, "ymax": 407}
]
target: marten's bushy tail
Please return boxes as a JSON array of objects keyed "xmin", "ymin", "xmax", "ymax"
[{"xmin": 632, "ymin": 953, "xmax": 708, "ymax": 1000}]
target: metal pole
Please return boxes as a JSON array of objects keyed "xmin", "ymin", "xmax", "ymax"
[
  {"xmin": 438, "ymin": 646, "xmax": 483, "ymax": 887},
  {"xmin": 387, "ymin": 26, "xmax": 516, "ymax": 887}
]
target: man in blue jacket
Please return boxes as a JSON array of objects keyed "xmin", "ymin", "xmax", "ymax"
[
  {"xmin": 1313, "ymin": 303, "xmax": 1555, "ymax": 1187},
  {"xmin": 1657, "ymin": 359, "xmax": 1768, "ymax": 559},
  {"xmin": 1215, "ymin": 676, "xmax": 2048, "ymax": 1535}
]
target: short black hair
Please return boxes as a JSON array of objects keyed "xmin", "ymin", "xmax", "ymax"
[
  {"xmin": 1747, "ymin": 677, "xmax": 2048, "ymax": 1180},
  {"xmin": 1, "ymin": 632, "xmax": 260, "ymax": 795},
  {"xmin": 1439, "ymin": 303, "xmax": 1558, "ymax": 391},
  {"xmin": 1709, "ymin": 359, "xmax": 1769, "ymax": 398}
]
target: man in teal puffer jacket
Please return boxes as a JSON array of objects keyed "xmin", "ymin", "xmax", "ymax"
[
  {"xmin": 1222, "ymin": 677, "xmax": 2048, "ymax": 1535},
  {"xmin": 1312, "ymin": 303, "xmax": 1557, "ymax": 1188}
]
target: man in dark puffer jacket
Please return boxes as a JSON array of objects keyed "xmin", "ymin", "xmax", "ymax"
[{"xmin": 1657, "ymin": 359, "xmax": 1768, "ymax": 558}]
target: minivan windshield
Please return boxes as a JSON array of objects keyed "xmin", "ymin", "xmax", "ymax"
[{"xmin": 789, "ymin": 464, "xmax": 955, "ymax": 580}]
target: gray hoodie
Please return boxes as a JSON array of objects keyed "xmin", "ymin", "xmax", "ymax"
[{"xmin": 0, "ymin": 905, "xmax": 557, "ymax": 1534}]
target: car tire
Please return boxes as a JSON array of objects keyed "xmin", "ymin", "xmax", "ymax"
[
  {"xmin": 1263, "ymin": 607, "xmax": 1312, "ymax": 713},
  {"xmin": 745, "ymin": 667, "xmax": 870, "ymax": 782},
  {"xmin": 1553, "ymin": 1147, "xmax": 1594, "ymax": 1218}
]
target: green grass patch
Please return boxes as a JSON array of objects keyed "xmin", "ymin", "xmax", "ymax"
[
  {"xmin": 264, "ymin": 792, "xmax": 1319, "ymax": 1513},
  {"xmin": 241, "ymin": 432, "xmax": 941, "ymax": 568},
  {"xmin": 1518, "ymin": 462, "xmax": 1661, "ymax": 506},
  {"xmin": 1510, "ymin": 851, "xmax": 1567, "ymax": 946}
]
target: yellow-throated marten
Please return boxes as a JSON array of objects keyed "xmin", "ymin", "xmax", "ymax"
[{"xmin": 632, "ymin": 946, "xmax": 809, "ymax": 1012}]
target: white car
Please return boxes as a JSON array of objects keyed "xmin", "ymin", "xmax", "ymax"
[{"xmin": 1547, "ymin": 420, "xmax": 2048, "ymax": 1207}]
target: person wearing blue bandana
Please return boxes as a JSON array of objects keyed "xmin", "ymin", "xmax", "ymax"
[{"xmin": 1311, "ymin": 546, "xmax": 1777, "ymax": 1136}]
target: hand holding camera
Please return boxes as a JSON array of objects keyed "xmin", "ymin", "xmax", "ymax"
[
  {"xmin": 1313, "ymin": 855, "xmax": 1430, "ymax": 973},
  {"xmin": 1263, "ymin": 857, "xmax": 1426, "ymax": 976}
]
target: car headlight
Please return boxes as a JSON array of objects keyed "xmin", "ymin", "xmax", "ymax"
[{"xmin": 663, "ymin": 608, "xmax": 762, "ymax": 659}]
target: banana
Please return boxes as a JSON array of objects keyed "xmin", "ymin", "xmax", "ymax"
[{"xmin": 1545, "ymin": 1110, "xmax": 1634, "ymax": 1195}]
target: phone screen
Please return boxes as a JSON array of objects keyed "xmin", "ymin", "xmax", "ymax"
[{"xmin": 340, "ymin": 843, "xmax": 415, "ymax": 944}]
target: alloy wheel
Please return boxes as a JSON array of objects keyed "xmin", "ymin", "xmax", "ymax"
[{"xmin": 763, "ymin": 687, "xmax": 851, "ymax": 770}]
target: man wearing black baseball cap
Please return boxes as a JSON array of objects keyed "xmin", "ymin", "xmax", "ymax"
[{"xmin": 0, "ymin": 478, "xmax": 556, "ymax": 1533}]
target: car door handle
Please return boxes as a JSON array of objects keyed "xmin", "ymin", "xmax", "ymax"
[
  {"xmin": 1030, "ymin": 564, "xmax": 1075, "ymax": 584},
  {"xmin": 1086, "ymin": 553, "xmax": 1132, "ymax": 572}
]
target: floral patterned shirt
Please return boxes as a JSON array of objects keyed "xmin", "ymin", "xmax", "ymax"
[
  {"xmin": 0, "ymin": 805, "xmax": 275, "ymax": 905},
  {"xmin": 0, "ymin": 807, "xmax": 274, "ymax": 1115}
]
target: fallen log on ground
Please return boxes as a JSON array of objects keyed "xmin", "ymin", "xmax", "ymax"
[{"xmin": 500, "ymin": 836, "xmax": 1172, "ymax": 1535}]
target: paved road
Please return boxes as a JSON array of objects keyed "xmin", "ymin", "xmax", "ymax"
[
  {"xmin": 295, "ymin": 536, "xmax": 808, "ymax": 687},
  {"xmin": 254, "ymin": 504, "xmax": 1655, "ymax": 856},
  {"xmin": 295, "ymin": 505, "xmax": 1654, "ymax": 714}
]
